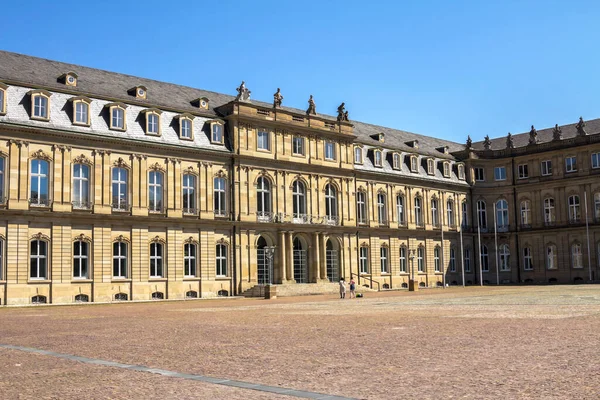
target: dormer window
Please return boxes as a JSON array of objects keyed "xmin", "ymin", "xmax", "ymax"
[
  {"xmin": 406, "ymin": 140, "xmax": 419, "ymax": 149},
  {"xmin": 458, "ymin": 164, "xmax": 465, "ymax": 180},
  {"xmin": 374, "ymin": 150, "xmax": 383, "ymax": 167},
  {"xmin": 143, "ymin": 109, "xmax": 162, "ymax": 135},
  {"xmin": 178, "ymin": 114, "xmax": 194, "ymax": 140},
  {"xmin": 427, "ymin": 158, "xmax": 435, "ymax": 175},
  {"xmin": 0, "ymin": 82, "xmax": 7, "ymax": 115},
  {"xmin": 392, "ymin": 153, "xmax": 400, "ymax": 170},
  {"xmin": 106, "ymin": 103, "xmax": 127, "ymax": 131},
  {"xmin": 211, "ymin": 122, "xmax": 224, "ymax": 144},
  {"xmin": 129, "ymin": 86, "xmax": 147, "ymax": 100},
  {"xmin": 410, "ymin": 155, "xmax": 418, "ymax": 173},
  {"xmin": 60, "ymin": 72, "xmax": 78, "ymax": 87},
  {"xmin": 192, "ymin": 97, "xmax": 209, "ymax": 110},
  {"xmin": 443, "ymin": 161, "xmax": 451, "ymax": 178},
  {"xmin": 354, "ymin": 146, "xmax": 363, "ymax": 164},
  {"xmin": 29, "ymin": 90, "xmax": 52, "ymax": 120},
  {"xmin": 70, "ymin": 96, "xmax": 92, "ymax": 126}
]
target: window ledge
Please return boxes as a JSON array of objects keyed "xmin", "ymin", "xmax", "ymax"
[
  {"xmin": 109, "ymin": 127, "xmax": 126, "ymax": 132},
  {"xmin": 216, "ymin": 276, "xmax": 231, "ymax": 280},
  {"xmin": 111, "ymin": 278, "xmax": 131, "ymax": 283},
  {"xmin": 180, "ymin": 136, "xmax": 194, "ymax": 141},
  {"xmin": 183, "ymin": 277, "xmax": 201, "ymax": 281},
  {"xmin": 149, "ymin": 278, "xmax": 167, "ymax": 282},
  {"xmin": 72, "ymin": 279, "xmax": 93, "ymax": 283},
  {"xmin": 28, "ymin": 279, "xmax": 51, "ymax": 284},
  {"xmin": 30, "ymin": 116, "xmax": 50, "ymax": 122},
  {"xmin": 292, "ymin": 153, "xmax": 305, "ymax": 158},
  {"xmin": 73, "ymin": 122, "xmax": 91, "ymax": 127}
]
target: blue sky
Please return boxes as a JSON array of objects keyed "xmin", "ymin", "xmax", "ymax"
[{"xmin": 2, "ymin": 0, "xmax": 599, "ymax": 143}]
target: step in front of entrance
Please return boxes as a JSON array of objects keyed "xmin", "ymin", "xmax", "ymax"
[{"xmin": 242, "ymin": 283, "xmax": 378, "ymax": 298}]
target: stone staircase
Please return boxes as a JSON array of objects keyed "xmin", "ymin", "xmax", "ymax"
[{"xmin": 241, "ymin": 282, "xmax": 379, "ymax": 298}]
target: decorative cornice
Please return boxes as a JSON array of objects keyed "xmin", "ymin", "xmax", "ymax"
[
  {"xmin": 30, "ymin": 149, "xmax": 53, "ymax": 161},
  {"xmin": 113, "ymin": 157, "xmax": 130, "ymax": 169},
  {"xmin": 150, "ymin": 235, "xmax": 166, "ymax": 244},
  {"xmin": 31, "ymin": 232, "xmax": 50, "ymax": 241},
  {"xmin": 184, "ymin": 236, "xmax": 199, "ymax": 245},
  {"xmin": 216, "ymin": 238, "xmax": 230, "ymax": 246},
  {"xmin": 72, "ymin": 154, "xmax": 93, "ymax": 165},
  {"xmin": 113, "ymin": 235, "xmax": 130, "ymax": 243},
  {"xmin": 8, "ymin": 139, "xmax": 28, "ymax": 147},
  {"xmin": 73, "ymin": 233, "xmax": 92, "ymax": 243},
  {"xmin": 148, "ymin": 162, "xmax": 166, "ymax": 172}
]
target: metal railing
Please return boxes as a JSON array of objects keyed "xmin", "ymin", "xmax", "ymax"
[
  {"xmin": 29, "ymin": 197, "xmax": 52, "ymax": 207},
  {"xmin": 111, "ymin": 200, "xmax": 131, "ymax": 212},
  {"xmin": 183, "ymin": 207, "xmax": 198, "ymax": 215},
  {"xmin": 72, "ymin": 201, "xmax": 92, "ymax": 210},
  {"xmin": 350, "ymin": 272, "xmax": 380, "ymax": 291}
]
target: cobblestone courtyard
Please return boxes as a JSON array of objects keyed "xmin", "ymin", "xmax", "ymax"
[{"xmin": 1, "ymin": 286, "xmax": 600, "ymax": 399}]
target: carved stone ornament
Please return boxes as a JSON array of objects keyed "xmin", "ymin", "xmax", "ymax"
[
  {"xmin": 217, "ymin": 238, "xmax": 230, "ymax": 246},
  {"xmin": 465, "ymin": 135, "xmax": 472, "ymax": 149},
  {"xmin": 31, "ymin": 232, "xmax": 50, "ymax": 241},
  {"xmin": 72, "ymin": 154, "xmax": 92, "ymax": 165},
  {"xmin": 273, "ymin": 88, "xmax": 283, "ymax": 108},
  {"xmin": 184, "ymin": 165, "xmax": 196, "ymax": 175},
  {"xmin": 360, "ymin": 241, "xmax": 370, "ymax": 248},
  {"xmin": 150, "ymin": 235, "xmax": 166, "ymax": 244},
  {"xmin": 184, "ymin": 236, "xmax": 198, "ymax": 245},
  {"xmin": 483, "ymin": 135, "xmax": 492, "ymax": 150},
  {"xmin": 576, "ymin": 116, "xmax": 587, "ymax": 136},
  {"xmin": 552, "ymin": 124, "xmax": 563, "ymax": 141},
  {"xmin": 306, "ymin": 95, "xmax": 316, "ymax": 115},
  {"xmin": 528, "ymin": 125, "xmax": 538, "ymax": 145},
  {"xmin": 9, "ymin": 139, "xmax": 29, "ymax": 148},
  {"xmin": 214, "ymin": 169, "xmax": 227, "ymax": 178},
  {"xmin": 235, "ymin": 81, "xmax": 251, "ymax": 102},
  {"xmin": 31, "ymin": 149, "xmax": 53, "ymax": 161},
  {"xmin": 336, "ymin": 102, "xmax": 349, "ymax": 122},
  {"xmin": 149, "ymin": 162, "xmax": 165, "ymax": 172},
  {"xmin": 113, "ymin": 157, "xmax": 129, "ymax": 169},
  {"xmin": 113, "ymin": 235, "xmax": 130, "ymax": 243},
  {"xmin": 73, "ymin": 233, "xmax": 92, "ymax": 242},
  {"xmin": 506, "ymin": 132, "xmax": 514, "ymax": 149}
]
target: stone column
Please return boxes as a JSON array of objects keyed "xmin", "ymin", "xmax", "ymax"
[
  {"xmin": 312, "ymin": 232, "xmax": 320, "ymax": 282},
  {"xmin": 279, "ymin": 230, "xmax": 287, "ymax": 283},
  {"xmin": 320, "ymin": 233, "xmax": 327, "ymax": 281},
  {"xmin": 286, "ymin": 231, "xmax": 294, "ymax": 282}
]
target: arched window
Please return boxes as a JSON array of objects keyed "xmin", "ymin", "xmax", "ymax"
[
  {"xmin": 30, "ymin": 239, "xmax": 48, "ymax": 279},
  {"xmin": 544, "ymin": 198, "xmax": 555, "ymax": 225},
  {"xmin": 496, "ymin": 199, "xmax": 509, "ymax": 230},
  {"xmin": 325, "ymin": 184, "xmax": 338, "ymax": 223},
  {"xmin": 150, "ymin": 242, "xmax": 163, "ymax": 278},
  {"xmin": 359, "ymin": 246, "xmax": 369, "ymax": 274},
  {"xmin": 434, "ymin": 246, "xmax": 441, "ymax": 272},
  {"xmin": 256, "ymin": 176, "xmax": 271, "ymax": 220},
  {"xmin": 396, "ymin": 195, "xmax": 405, "ymax": 225},
  {"xmin": 214, "ymin": 177, "xmax": 226, "ymax": 216},
  {"xmin": 148, "ymin": 170, "xmax": 164, "ymax": 213},
  {"xmin": 73, "ymin": 240, "xmax": 89, "ymax": 279},
  {"xmin": 182, "ymin": 173, "xmax": 196, "ymax": 214},
  {"xmin": 571, "ymin": 243, "xmax": 583, "ymax": 268},
  {"xmin": 30, "ymin": 159, "xmax": 50, "ymax": 207},
  {"xmin": 72, "ymin": 163, "xmax": 90, "ymax": 209},
  {"xmin": 523, "ymin": 247, "xmax": 533, "ymax": 270},
  {"xmin": 417, "ymin": 247, "xmax": 425, "ymax": 272},
  {"xmin": 431, "ymin": 198, "xmax": 439, "ymax": 227},
  {"xmin": 449, "ymin": 247, "xmax": 456, "ymax": 272},
  {"xmin": 414, "ymin": 196, "xmax": 423, "ymax": 226},
  {"xmin": 499, "ymin": 244, "xmax": 510, "ymax": 271},
  {"xmin": 520, "ymin": 200, "xmax": 531, "ymax": 226},
  {"xmin": 480, "ymin": 245, "xmax": 489, "ymax": 272},
  {"xmin": 377, "ymin": 192, "xmax": 387, "ymax": 225},
  {"xmin": 184, "ymin": 242, "xmax": 197, "ymax": 277},
  {"xmin": 292, "ymin": 180, "xmax": 306, "ymax": 221},
  {"xmin": 113, "ymin": 241, "xmax": 128, "ymax": 278},
  {"xmin": 546, "ymin": 244, "xmax": 557, "ymax": 270},
  {"xmin": 399, "ymin": 246, "xmax": 407, "ymax": 272},
  {"xmin": 447, "ymin": 200, "xmax": 454, "ymax": 227},
  {"xmin": 357, "ymin": 191, "xmax": 367, "ymax": 224},
  {"xmin": 112, "ymin": 167, "xmax": 128, "ymax": 211},
  {"xmin": 477, "ymin": 200, "xmax": 487, "ymax": 230},
  {"xmin": 216, "ymin": 243, "xmax": 227, "ymax": 276},
  {"xmin": 594, "ymin": 193, "xmax": 600, "ymax": 221},
  {"xmin": 568, "ymin": 195, "xmax": 580, "ymax": 222},
  {"xmin": 380, "ymin": 246, "xmax": 389, "ymax": 273}
]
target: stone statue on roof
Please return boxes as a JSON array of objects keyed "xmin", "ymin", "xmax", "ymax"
[
  {"xmin": 483, "ymin": 135, "xmax": 492, "ymax": 150},
  {"xmin": 466, "ymin": 135, "xmax": 472, "ymax": 149},
  {"xmin": 337, "ymin": 102, "xmax": 349, "ymax": 122},
  {"xmin": 576, "ymin": 116, "xmax": 587, "ymax": 136},
  {"xmin": 506, "ymin": 132, "xmax": 514, "ymax": 149},
  {"xmin": 552, "ymin": 124, "xmax": 563, "ymax": 141},
  {"xmin": 273, "ymin": 88, "xmax": 283, "ymax": 108},
  {"xmin": 306, "ymin": 95, "xmax": 316, "ymax": 115},
  {"xmin": 528, "ymin": 125, "xmax": 538, "ymax": 145},
  {"xmin": 235, "ymin": 81, "xmax": 251, "ymax": 102}
]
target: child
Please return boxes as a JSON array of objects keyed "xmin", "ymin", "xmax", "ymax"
[
  {"xmin": 349, "ymin": 278, "xmax": 356, "ymax": 298},
  {"xmin": 339, "ymin": 278, "xmax": 346, "ymax": 299}
]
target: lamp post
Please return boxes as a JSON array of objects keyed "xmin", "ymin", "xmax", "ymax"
[
  {"xmin": 409, "ymin": 249, "xmax": 418, "ymax": 292},
  {"xmin": 263, "ymin": 246, "xmax": 277, "ymax": 299}
]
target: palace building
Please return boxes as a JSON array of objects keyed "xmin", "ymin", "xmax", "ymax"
[{"xmin": 0, "ymin": 50, "xmax": 598, "ymax": 305}]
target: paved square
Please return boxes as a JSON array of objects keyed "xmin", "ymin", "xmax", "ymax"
[{"xmin": 1, "ymin": 286, "xmax": 600, "ymax": 399}]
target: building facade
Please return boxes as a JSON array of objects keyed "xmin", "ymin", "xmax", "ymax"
[{"xmin": 0, "ymin": 51, "xmax": 598, "ymax": 305}]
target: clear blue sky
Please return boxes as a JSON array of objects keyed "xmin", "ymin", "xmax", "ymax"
[{"xmin": 2, "ymin": 0, "xmax": 599, "ymax": 143}]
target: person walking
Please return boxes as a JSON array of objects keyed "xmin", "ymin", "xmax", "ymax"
[
  {"xmin": 349, "ymin": 277, "xmax": 356, "ymax": 298},
  {"xmin": 339, "ymin": 277, "xmax": 346, "ymax": 299}
]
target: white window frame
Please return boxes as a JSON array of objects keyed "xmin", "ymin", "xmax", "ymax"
[
  {"xmin": 112, "ymin": 167, "xmax": 128, "ymax": 211},
  {"xmin": 292, "ymin": 136, "xmax": 305, "ymax": 156},
  {"xmin": 568, "ymin": 195, "xmax": 580, "ymax": 222},
  {"xmin": 499, "ymin": 244, "xmax": 510, "ymax": 271},
  {"xmin": 212, "ymin": 123, "xmax": 224, "ymax": 144},
  {"xmin": 357, "ymin": 191, "xmax": 367, "ymax": 224},
  {"xmin": 544, "ymin": 198, "xmax": 555, "ymax": 224},
  {"xmin": 30, "ymin": 159, "xmax": 50, "ymax": 206},
  {"xmin": 374, "ymin": 150, "xmax": 382, "ymax": 167},
  {"xmin": 434, "ymin": 247, "xmax": 440, "ymax": 272},
  {"xmin": 480, "ymin": 245, "xmax": 489, "ymax": 272},
  {"xmin": 325, "ymin": 184, "xmax": 338, "ymax": 221},
  {"xmin": 447, "ymin": 200, "xmax": 454, "ymax": 227},
  {"xmin": 565, "ymin": 156, "xmax": 577, "ymax": 173},
  {"xmin": 359, "ymin": 247, "xmax": 369, "ymax": 274},
  {"xmin": 592, "ymin": 152, "xmax": 600, "ymax": 169},
  {"xmin": 417, "ymin": 247, "xmax": 424, "ymax": 272},
  {"xmin": 546, "ymin": 245, "xmax": 557, "ymax": 270},
  {"xmin": 30, "ymin": 239, "xmax": 48, "ymax": 280},
  {"xmin": 523, "ymin": 247, "xmax": 533, "ymax": 271},
  {"xmin": 0, "ymin": 86, "xmax": 6, "ymax": 115},
  {"xmin": 414, "ymin": 196, "xmax": 423, "ymax": 226},
  {"xmin": 431, "ymin": 198, "xmax": 439, "ymax": 227},
  {"xmin": 474, "ymin": 167, "xmax": 485, "ymax": 181},
  {"xmin": 182, "ymin": 173, "xmax": 196, "ymax": 214},
  {"xmin": 458, "ymin": 164, "xmax": 465, "ymax": 180},
  {"xmin": 214, "ymin": 177, "xmax": 226, "ymax": 216},
  {"xmin": 256, "ymin": 176, "xmax": 271, "ymax": 216},
  {"xmin": 354, "ymin": 147, "xmax": 363, "ymax": 164},
  {"xmin": 410, "ymin": 156, "xmax": 418, "ymax": 173},
  {"xmin": 380, "ymin": 246, "xmax": 389, "ymax": 274},
  {"xmin": 184, "ymin": 243, "xmax": 197, "ymax": 277},
  {"xmin": 399, "ymin": 246, "xmax": 407, "ymax": 273},
  {"xmin": 427, "ymin": 159, "xmax": 434, "ymax": 175},
  {"xmin": 257, "ymin": 129, "xmax": 270, "ymax": 151},
  {"xmin": 32, "ymin": 93, "xmax": 50, "ymax": 120},
  {"xmin": 292, "ymin": 180, "xmax": 307, "ymax": 220},
  {"xmin": 520, "ymin": 200, "xmax": 531, "ymax": 226},
  {"xmin": 73, "ymin": 240, "xmax": 89, "ymax": 279},
  {"xmin": 180, "ymin": 117, "xmax": 193, "ymax": 139},
  {"xmin": 494, "ymin": 166, "xmax": 506, "ymax": 181},
  {"xmin": 496, "ymin": 199, "xmax": 509, "ymax": 229},
  {"xmin": 110, "ymin": 106, "xmax": 126, "ymax": 130},
  {"xmin": 396, "ymin": 195, "xmax": 405, "ymax": 225},
  {"xmin": 113, "ymin": 242, "xmax": 128, "ymax": 278},
  {"xmin": 571, "ymin": 243, "xmax": 583, "ymax": 269},
  {"xmin": 377, "ymin": 192, "xmax": 387, "ymax": 225},
  {"xmin": 393, "ymin": 153, "xmax": 400, "ymax": 170},
  {"xmin": 148, "ymin": 171, "xmax": 164, "ymax": 213},
  {"xmin": 146, "ymin": 112, "xmax": 160, "ymax": 135},
  {"xmin": 477, "ymin": 200, "xmax": 487, "ymax": 230},
  {"xmin": 464, "ymin": 248, "xmax": 471, "ymax": 272},
  {"xmin": 541, "ymin": 160, "xmax": 552, "ymax": 176},
  {"xmin": 325, "ymin": 141, "xmax": 336, "ymax": 161},
  {"xmin": 72, "ymin": 163, "xmax": 90, "ymax": 209},
  {"xmin": 216, "ymin": 243, "xmax": 228, "ymax": 277},
  {"xmin": 517, "ymin": 164, "xmax": 529, "ymax": 179},
  {"xmin": 73, "ymin": 99, "xmax": 90, "ymax": 126},
  {"xmin": 443, "ymin": 162, "xmax": 450, "ymax": 178},
  {"xmin": 449, "ymin": 248, "xmax": 456, "ymax": 272},
  {"xmin": 150, "ymin": 242, "xmax": 163, "ymax": 278}
]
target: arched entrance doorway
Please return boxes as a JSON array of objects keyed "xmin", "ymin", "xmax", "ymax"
[
  {"xmin": 326, "ymin": 239, "xmax": 340, "ymax": 282},
  {"xmin": 293, "ymin": 237, "xmax": 308, "ymax": 283},
  {"xmin": 257, "ymin": 236, "xmax": 272, "ymax": 285}
]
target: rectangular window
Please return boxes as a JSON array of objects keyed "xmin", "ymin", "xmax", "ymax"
[
  {"xmin": 148, "ymin": 171, "xmax": 163, "ymax": 213},
  {"xmin": 359, "ymin": 247, "xmax": 369, "ymax": 274},
  {"xmin": 214, "ymin": 177, "xmax": 226, "ymax": 216},
  {"xmin": 112, "ymin": 168, "xmax": 128, "ymax": 211},
  {"xmin": 182, "ymin": 174, "xmax": 196, "ymax": 214},
  {"xmin": 212, "ymin": 124, "xmax": 223, "ymax": 143},
  {"xmin": 541, "ymin": 160, "xmax": 552, "ymax": 176},
  {"xmin": 113, "ymin": 242, "xmax": 127, "ymax": 278},
  {"xmin": 325, "ymin": 141, "xmax": 335, "ymax": 160},
  {"xmin": 443, "ymin": 163, "xmax": 450, "ymax": 177},
  {"xmin": 494, "ymin": 166, "xmax": 506, "ymax": 181},
  {"xmin": 30, "ymin": 159, "xmax": 50, "ymax": 206},
  {"xmin": 393, "ymin": 154, "xmax": 400, "ymax": 169},
  {"xmin": 74, "ymin": 102, "xmax": 89, "ymax": 125},
  {"xmin": 458, "ymin": 165, "xmax": 465, "ymax": 180},
  {"xmin": 417, "ymin": 248, "xmax": 424, "ymax": 272},
  {"xmin": 396, "ymin": 195, "xmax": 405, "ymax": 225},
  {"xmin": 216, "ymin": 244, "xmax": 227, "ymax": 277},
  {"xmin": 73, "ymin": 241, "xmax": 89, "ymax": 279},
  {"xmin": 354, "ymin": 147, "xmax": 363, "ymax": 164},
  {"xmin": 592, "ymin": 152, "xmax": 600, "ymax": 169},
  {"xmin": 450, "ymin": 248, "xmax": 456, "ymax": 272},
  {"xmin": 33, "ymin": 95, "xmax": 48, "ymax": 119},
  {"xmin": 427, "ymin": 159, "xmax": 434, "ymax": 175},
  {"xmin": 181, "ymin": 119, "xmax": 192, "ymax": 139},
  {"xmin": 0, "ymin": 89, "xmax": 5, "ymax": 114},
  {"xmin": 292, "ymin": 137, "xmax": 305, "ymax": 155},
  {"xmin": 380, "ymin": 247, "xmax": 388, "ymax": 274},
  {"xmin": 184, "ymin": 243, "xmax": 196, "ymax": 277},
  {"xmin": 474, "ymin": 167, "xmax": 485, "ymax": 181},
  {"xmin": 257, "ymin": 129, "xmax": 270, "ymax": 150},
  {"xmin": 147, "ymin": 113, "xmax": 159, "ymax": 134},
  {"xmin": 30, "ymin": 240, "xmax": 47, "ymax": 279},
  {"xmin": 0, "ymin": 238, "xmax": 3, "ymax": 280},
  {"xmin": 464, "ymin": 249, "xmax": 471, "ymax": 272},
  {"xmin": 357, "ymin": 192, "xmax": 367, "ymax": 224},
  {"xmin": 565, "ymin": 156, "xmax": 577, "ymax": 172},
  {"xmin": 399, "ymin": 247, "xmax": 407, "ymax": 273},
  {"xmin": 150, "ymin": 243, "xmax": 163, "ymax": 278},
  {"xmin": 111, "ymin": 107, "xmax": 124, "ymax": 129},
  {"xmin": 72, "ymin": 164, "xmax": 90, "ymax": 209},
  {"xmin": 518, "ymin": 164, "xmax": 528, "ymax": 179},
  {"xmin": 374, "ymin": 151, "xmax": 382, "ymax": 167},
  {"xmin": 523, "ymin": 247, "xmax": 533, "ymax": 271}
]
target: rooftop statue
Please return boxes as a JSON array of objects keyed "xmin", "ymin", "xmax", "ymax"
[
  {"xmin": 506, "ymin": 132, "xmax": 514, "ymax": 149},
  {"xmin": 306, "ymin": 95, "xmax": 316, "ymax": 115},
  {"xmin": 337, "ymin": 102, "xmax": 349, "ymax": 122},
  {"xmin": 528, "ymin": 125, "xmax": 538, "ymax": 145},
  {"xmin": 576, "ymin": 116, "xmax": 587, "ymax": 136},
  {"xmin": 483, "ymin": 135, "xmax": 492, "ymax": 150},
  {"xmin": 273, "ymin": 88, "xmax": 283, "ymax": 108},
  {"xmin": 552, "ymin": 124, "xmax": 563, "ymax": 141},
  {"xmin": 465, "ymin": 135, "xmax": 472, "ymax": 149},
  {"xmin": 235, "ymin": 81, "xmax": 251, "ymax": 102}
]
